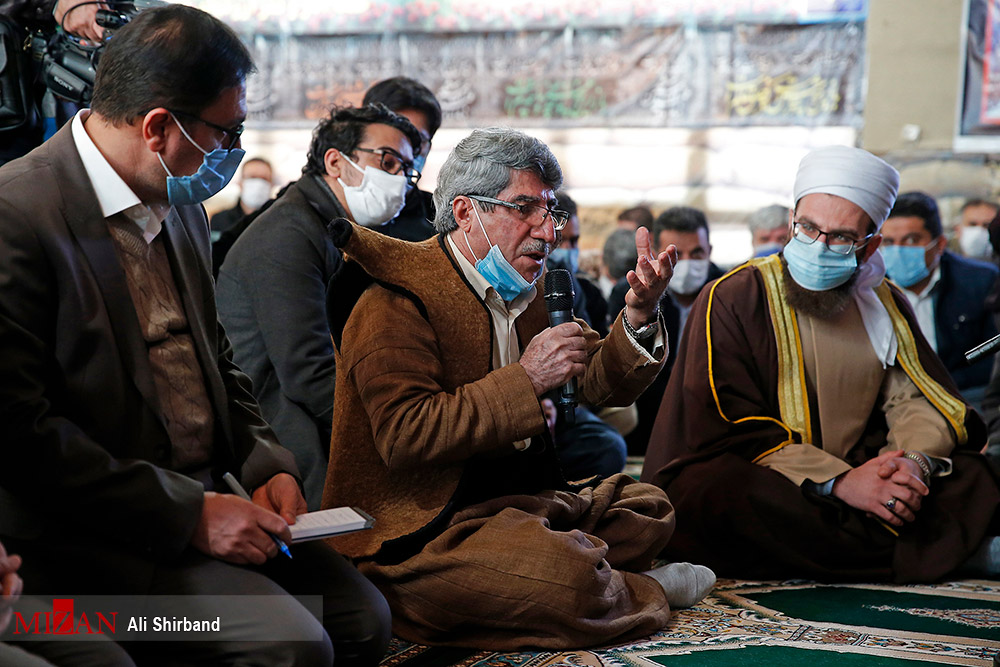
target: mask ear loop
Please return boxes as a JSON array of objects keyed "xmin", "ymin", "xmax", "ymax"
[
  {"xmin": 169, "ymin": 112, "xmax": 210, "ymax": 156},
  {"xmin": 157, "ymin": 112, "xmax": 209, "ymax": 178},
  {"xmin": 336, "ymin": 152, "xmax": 367, "ymax": 191},
  {"xmin": 463, "ymin": 198, "xmax": 494, "ymax": 262},
  {"xmin": 156, "ymin": 152, "xmax": 174, "ymax": 177},
  {"xmin": 339, "ymin": 152, "xmax": 364, "ymax": 174}
]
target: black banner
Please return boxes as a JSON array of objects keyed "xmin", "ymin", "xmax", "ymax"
[{"xmin": 244, "ymin": 23, "xmax": 865, "ymax": 129}]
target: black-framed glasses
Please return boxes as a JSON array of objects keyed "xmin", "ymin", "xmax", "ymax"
[
  {"xmin": 792, "ymin": 221, "xmax": 874, "ymax": 256},
  {"xmin": 467, "ymin": 195, "xmax": 569, "ymax": 231},
  {"xmin": 168, "ymin": 109, "xmax": 244, "ymax": 151},
  {"xmin": 353, "ymin": 147, "xmax": 421, "ymax": 184}
]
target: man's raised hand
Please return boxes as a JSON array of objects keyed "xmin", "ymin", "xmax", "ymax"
[{"xmin": 623, "ymin": 227, "xmax": 676, "ymax": 328}]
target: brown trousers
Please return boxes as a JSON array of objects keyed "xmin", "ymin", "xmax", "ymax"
[{"xmin": 360, "ymin": 474, "xmax": 675, "ymax": 650}]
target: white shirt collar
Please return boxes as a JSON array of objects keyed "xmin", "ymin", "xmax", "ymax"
[
  {"xmin": 447, "ymin": 231, "xmax": 662, "ymax": 366},
  {"xmin": 71, "ymin": 110, "xmax": 167, "ymax": 244},
  {"xmin": 446, "ymin": 232, "xmax": 537, "ymax": 309},
  {"xmin": 910, "ymin": 265, "xmax": 942, "ymax": 300}
]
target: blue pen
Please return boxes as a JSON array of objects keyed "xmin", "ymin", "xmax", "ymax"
[{"xmin": 222, "ymin": 472, "xmax": 293, "ymax": 559}]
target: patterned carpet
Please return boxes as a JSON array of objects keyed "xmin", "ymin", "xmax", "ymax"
[{"xmin": 380, "ymin": 579, "xmax": 1000, "ymax": 667}]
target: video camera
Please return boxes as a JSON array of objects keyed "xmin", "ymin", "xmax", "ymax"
[{"xmin": 31, "ymin": 0, "xmax": 164, "ymax": 105}]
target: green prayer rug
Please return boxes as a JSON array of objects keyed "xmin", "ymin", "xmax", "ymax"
[{"xmin": 381, "ymin": 579, "xmax": 1000, "ymax": 667}]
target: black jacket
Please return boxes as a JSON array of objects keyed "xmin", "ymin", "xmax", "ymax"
[
  {"xmin": 931, "ymin": 251, "xmax": 999, "ymax": 390},
  {"xmin": 377, "ymin": 186, "xmax": 437, "ymax": 241},
  {"xmin": 215, "ymin": 174, "xmax": 345, "ymax": 509}
]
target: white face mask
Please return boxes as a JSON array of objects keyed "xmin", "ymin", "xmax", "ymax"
[
  {"xmin": 338, "ymin": 153, "xmax": 408, "ymax": 228},
  {"xmin": 240, "ymin": 177, "xmax": 272, "ymax": 211},
  {"xmin": 959, "ymin": 225, "xmax": 992, "ymax": 260},
  {"xmin": 669, "ymin": 258, "xmax": 711, "ymax": 296}
]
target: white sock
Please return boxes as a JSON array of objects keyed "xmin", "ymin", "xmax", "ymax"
[
  {"xmin": 643, "ymin": 562, "xmax": 716, "ymax": 608},
  {"xmin": 961, "ymin": 536, "xmax": 1000, "ymax": 576}
]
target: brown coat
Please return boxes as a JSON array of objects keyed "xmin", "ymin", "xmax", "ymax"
[
  {"xmin": 641, "ymin": 260, "xmax": 997, "ymax": 582},
  {"xmin": 322, "ymin": 224, "xmax": 663, "ymax": 560}
]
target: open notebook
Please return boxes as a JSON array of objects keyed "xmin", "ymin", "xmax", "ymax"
[{"xmin": 288, "ymin": 507, "xmax": 375, "ymax": 543}]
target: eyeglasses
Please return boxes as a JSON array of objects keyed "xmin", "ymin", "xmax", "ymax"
[
  {"xmin": 792, "ymin": 221, "xmax": 874, "ymax": 256},
  {"xmin": 168, "ymin": 109, "xmax": 244, "ymax": 151},
  {"xmin": 353, "ymin": 147, "xmax": 421, "ymax": 184},
  {"xmin": 467, "ymin": 195, "xmax": 569, "ymax": 231}
]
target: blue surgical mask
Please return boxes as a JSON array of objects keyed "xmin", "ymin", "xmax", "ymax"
[
  {"xmin": 782, "ymin": 234, "xmax": 858, "ymax": 291},
  {"xmin": 881, "ymin": 243, "xmax": 932, "ymax": 288},
  {"xmin": 412, "ymin": 153, "xmax": 427, "ymax": 177},
  {"xmin": 465, "ymin": 203, "xmax": 534, "ymax": 302},
  {"xmin": 548, "ymin": 247, "xmax": 579, "ymax": 275},
  {"xmin": 157, "ymin": 112, "xmax": 245, "ymax": 206},
  {"xmin": 754, "ymin": 242, "xmax": 784, "ymax": 258}
]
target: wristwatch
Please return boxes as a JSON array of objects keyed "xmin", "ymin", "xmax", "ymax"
[
  {"xmin": 902, "ymin": 451, "xmax": 932, "ymax": 485},
  {"xmin": 623, "ymin": 311, "xmax": 658, "ymax": 340}
]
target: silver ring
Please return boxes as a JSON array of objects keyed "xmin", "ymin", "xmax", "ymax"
[{"xmin": 885, "ymin": 498, "xmax": 897, "ymax": 511}]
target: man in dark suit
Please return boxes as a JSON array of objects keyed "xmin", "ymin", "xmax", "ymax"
[
  {"xmin": 0, "ymin": 6, "xmax": 388, "ymax": 666},
  {"xmin": 882, "ymin": 192, "xmax": 999, "ymax": 403},
  {"xmin": 624, "ymin": 206, "xmax": 724, "ymax": 454}
]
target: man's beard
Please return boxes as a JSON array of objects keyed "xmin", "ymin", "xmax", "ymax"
[{"xmin": 781, "ymin": 257, "xmax": 857, "ymax": 320}]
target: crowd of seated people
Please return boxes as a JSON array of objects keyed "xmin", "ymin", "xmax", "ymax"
[{"xmin": 0, "ymin": 5, "xmax": 998, "ymax": 665}]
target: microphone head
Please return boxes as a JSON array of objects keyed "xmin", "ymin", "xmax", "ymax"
[{"xmin": 544, "ymin": 268, "xmax": 575, "ymax": 312}]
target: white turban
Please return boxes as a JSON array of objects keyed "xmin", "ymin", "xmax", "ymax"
[
  {"xmin": 792, "ymin": 145, "xmax": 901, "ymax": 368},
  {"xmin": 793, "ymin": 146, "xmax": 900, "ymax": 230}
]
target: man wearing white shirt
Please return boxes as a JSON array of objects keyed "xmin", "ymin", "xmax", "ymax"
[
  {"xmin": 882, "ymin": 192, "xmax": 998, "ymax": 401},
  {"xmin": 0, "ymin": 6, "xmax": 388, "ymax": 665}
]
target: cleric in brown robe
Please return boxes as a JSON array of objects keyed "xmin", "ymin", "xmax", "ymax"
[{"xmin": 642, "ymin": 146, "xmax": 1000, "ymax": 583}]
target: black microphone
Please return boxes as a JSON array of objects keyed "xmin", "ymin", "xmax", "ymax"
[
  {"xmin": 965, "ymin": 333, "xmax": 1000, "ymax": 364},
  {"xmin": 544, "ymin": 269, "xmax": 577, "ymax": 425}
]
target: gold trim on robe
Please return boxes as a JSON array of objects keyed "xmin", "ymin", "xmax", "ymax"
[
  {"xmin": 704, "ymin": 255, "xmax": 967, "ymax": 463},
  {"xmin": 875, "ymin": 282, "xmax": 967, "ymax": 444},
  {"xmin": 754, "ymin": 255, "xmax": 813, "ymax": 449},
  {"xmin": 714, "ymin": 255, "xmax": 968, "ymax": 460},
  {"xmin": 705, "ymin": 259, "xmax": 797, "ymax": 453}
]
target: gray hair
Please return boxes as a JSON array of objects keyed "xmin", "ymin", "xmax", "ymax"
[
  {"xmin": 602, "ymin": 228, "xmax": 638, "ymax": 281},
  {"xmin": 432, "ymin": 127, "xmax": 563, "ymax": 233},
  {"xmin": 745, "ymin": 204, "xmax": 790, "ymax": 234}
]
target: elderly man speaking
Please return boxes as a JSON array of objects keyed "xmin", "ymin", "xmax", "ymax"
[
  {"xmin": 321, "ymin": 128, "xmax": 715, "ymax": 649},
  {"xmin": 642, "ymin": 145, "xmax": 1000, "ymax": 583}
]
